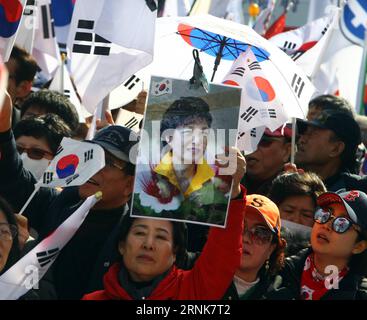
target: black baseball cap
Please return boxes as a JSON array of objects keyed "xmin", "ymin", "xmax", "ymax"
[
  {"xmin": 297, "ymin": 110, "xmax": 361, "ymax": 150},
  {"xmin": 87, "ymin": 125, "xmax": 139, "ymax": 163},
  {"xmin": 317, "ymin": 190, "xmax": 367, "ymax": 231}
]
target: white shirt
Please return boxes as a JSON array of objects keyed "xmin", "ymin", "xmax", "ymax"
[{"xmin": 233, "ymin": 275, "xmax": 260, "ymax": 296}]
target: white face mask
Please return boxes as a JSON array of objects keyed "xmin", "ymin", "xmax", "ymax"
[{"xmin": 20, "ymin": 153, "xmax": 50, "ymax": 181}]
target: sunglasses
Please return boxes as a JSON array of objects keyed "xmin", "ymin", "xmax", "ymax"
[
  {"xmin": 244, "ymin": 224, "xmax": 273, "ymax": 245},
  {"xmin": 314, "ymin": 208, "xmax": 359, "ymax": 234},
  {"xmin": 17, "ymin": 145, "xmax": 54, "ymax": 160}
]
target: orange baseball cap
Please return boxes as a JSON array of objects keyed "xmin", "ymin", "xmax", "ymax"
[{"xmin": 245, "ymin": 194, "xmax": 281, "ymax": 237}]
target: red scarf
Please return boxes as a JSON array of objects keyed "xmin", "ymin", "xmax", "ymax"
[{"xmin": 300, "ymin": 254, "xmax": 348, "ymax": 300}]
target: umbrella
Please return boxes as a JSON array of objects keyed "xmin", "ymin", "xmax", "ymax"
[
  {"xmin": 177, "ymin": 23, "xmax": 270, "ymax": 81},
  {"xmin": 147, "ymin": 15, "xmax": 276, "ymax": 83},
  {"xmin": 140, "ymin": 14, "xmax": 315, "ymax": 157},
  {"xmin": 147, "ymin": 15, "xmax": 314, "ymax": 117}
]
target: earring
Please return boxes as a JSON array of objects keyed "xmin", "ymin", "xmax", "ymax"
[{"xmin": 265, "ymin": 259, "xmax": 270, "ymax": 271}]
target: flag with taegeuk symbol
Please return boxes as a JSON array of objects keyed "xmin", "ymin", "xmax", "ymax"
[
  {"xmin": 0, "ymin": 192, "xmax": 101, "ymax": 300},
  {"xmin": 38, "ymin": 137, "xmax": 105, "ymax": 188},
  {"xmin": 0, "ymin": 0, "xmax": 26, "ymax": 61},
  {"xmin": 222, "ymin": 46, "xmax": 288, "ymax": 133},
  {"xmin": 67, "ymin": 0, "xmax": 156, "ymax": 113}
]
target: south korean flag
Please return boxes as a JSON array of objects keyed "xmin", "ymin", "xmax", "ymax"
[
  {"xmin": 152, "ymin": 78, "xmax": 172, "ymax": 96},
  {"xmin": 237, "ymin": 126, "xmax": 265, "ymax": 155},
  {"xmin": 32, "ymin": 0, "xmax": 61, "ymax": 77},
  {"xmin": 223, "ymin": 47, "xmax": 288, "ymax": 133},
  {"xmin": 68, "ymin": 0, "xmax": 156, "ymax": 114}
]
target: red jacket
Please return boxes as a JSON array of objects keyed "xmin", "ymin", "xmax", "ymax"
[{"xmin": 82, "ymin": 189, "xmax": 246, "ymax": 300}]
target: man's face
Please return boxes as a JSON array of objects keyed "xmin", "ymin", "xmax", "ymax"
[
  {"xmin": 246, "ymin": 135, "xmax": 291, "ymax": 182},
  {"xmin": 5, "ymin": 58, "xmax": 32, "ymax": 105},
  {"xmin": 295, "ymin": 125, "xmax": 340, "ymax": 168},
  {"xmin": 79, "ymin": 152, "xmax": 134, "ymax": 209},
  {"xmin": 5, "ymin": 58, "xmax": 19, "ymax": 103},
  {"xmin": 168, "ymin": 119, "xmax": 209, "ymax": 164}
]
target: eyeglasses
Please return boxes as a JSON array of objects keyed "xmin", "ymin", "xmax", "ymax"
[
  {"xmin": 0, "ymin": 223, "xmax": 18, "ymax": 241},
  {"xmin": 104, "ymin": 156, "xmax": 125, "ymax": 171},
  {"xmin": 17, "ymin": 145, "xmax": 54, "ymax": 160},
  {"xmin": 243, "ymin": 224, "xmax": 273, "ymax": 245},
  {"xmin": 314, "ymin": 208, "xmax": 359, "ymax": 234}
]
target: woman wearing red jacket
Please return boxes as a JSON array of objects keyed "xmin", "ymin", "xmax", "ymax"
[{"xmin": 83, "ymin": 149, "xmax": 246, "ymax": 300}]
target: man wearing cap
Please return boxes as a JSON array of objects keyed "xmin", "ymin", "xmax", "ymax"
[
  {"xmin": 223, "ymin": 194, "xmax": 286, "ymax": 300},
  {"xmin": 243, "ymin": 124, "xmax": 292, "ymax": 195},
  {"xmin": 295, "ymin": 109, "xmax": 367, "ymax": 192},
  {"xmin": 0, "ymin": 93, "xmax": 138, "ymax": 299},
  {"xmin": 265, "ymin": 190, "xmax": 367, "ymax": 300},
  {"xmin": 306, "ymin": 94, "xmax": 366, "ymax": 176}
]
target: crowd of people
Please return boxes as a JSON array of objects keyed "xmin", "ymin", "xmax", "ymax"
[{"xmin": 1, "ymin": 43, "xmax": 367, "ymax": 301}]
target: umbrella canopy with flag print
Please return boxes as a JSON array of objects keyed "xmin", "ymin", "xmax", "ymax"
[
  {"xmin": 146, "ymin": 15, "xmax": 315, "ymax": 155},
  {"xmin": 176, "ymin": 22, "xmax": 270, "ymax": 81},
  {"xmin": 149, "ymin": 14, "xmax": 315, "ymax": 109},
  {"xmin": 149, "ymin": 15, "xmax": 271, "ymax": 83}
]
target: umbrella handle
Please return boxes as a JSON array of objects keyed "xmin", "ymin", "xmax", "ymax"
[
  {"xmin": 190, "ymin": 50, "xmax": 209, "ymax": 92},
  {"xmin": 192, "ymin": 49, "xmax": 202, "ymax": 70}
]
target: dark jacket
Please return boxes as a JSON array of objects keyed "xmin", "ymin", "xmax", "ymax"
[
  {"xmin": 0, "ymin": 130, "xmax": 128, "ymax": 299},
  {"xmin": 265, "ymin": 248, "xmax": 367, "ymax": 300},
  {"xmin": 223, "ymin": 273, "xmax": 282, "ymax": 300},
  {"xmin": 83, "ymin": 200, "xmax": 245, "ymax": 300},
  {"xmin": 325, "ymin": 171, "xmax": 367, "ymax": 193}
]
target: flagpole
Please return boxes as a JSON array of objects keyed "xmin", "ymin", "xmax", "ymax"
[
  {"xmin": 60, "ymin": 53, "xmax": 66, "ymax": 94},
  {"xmin": 101, "ymin": 94, "xmax": 109, "ymax": 121},
  {"xmin": 290, "ymin": 117, "xmax": 297, "ymax": 165},
  {"xmin": 356, "ymin": 29, "xmax": 367, "ymax": 115},
  {"xmin": 187, "ymin": 0, "xmax": 198, "ymax": 16},
  {"xmin": 18, "ymin": 184, "xmax": 40, "ymax": 215}
]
